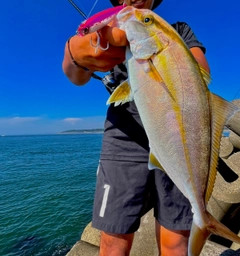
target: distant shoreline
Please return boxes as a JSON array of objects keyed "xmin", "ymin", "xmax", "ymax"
[
  {"xmin": 1, "ymin": 127, "xmax": 230, "ymax": 137},
  {"xmin": 59, "ymin": 129, "xmax": 104, "ymax": 134}
]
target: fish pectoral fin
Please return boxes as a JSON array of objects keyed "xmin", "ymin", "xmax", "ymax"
[
  {"xmin": 199, "ymin": 64, "xmax": 212, "ymax": 86},
  {"xmin": 148, "ymin": 57, "xmax": 176, "ymax": 102},
  {"xmin": 106, "ymin": 80, "xmax": 133, "ymax": 106},
  {"xmin": 148, "ymin": 152, "xmax": 165, "ymax": 171},
  {"xmin": 205, "ymin": 93, "xmax": 239, "ymax": 203}
]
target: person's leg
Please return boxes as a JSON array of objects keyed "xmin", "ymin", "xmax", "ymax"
[
  {"xmin": 153, "ymin": 169, "xmax": 192, "ymax": 256},
  {"xmin": 92, "ymin": 160, "xmax": 153, "ymax": 255},
  {"xmin": 99, "ymin": 232, "xmax": 134, "ymax": 256},
  {"xmin": 155, "ymin": 220, "xmax": 190, "ymax": 256}
]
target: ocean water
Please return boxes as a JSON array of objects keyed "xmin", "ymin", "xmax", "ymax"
[{"xmin": 0, "ymin": 134, "xmax": 103, "ymax": 256}]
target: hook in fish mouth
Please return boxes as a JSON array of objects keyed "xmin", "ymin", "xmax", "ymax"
[{"xmin": 90, "ymin": 31, "xmax": 109, "ymax": 53}]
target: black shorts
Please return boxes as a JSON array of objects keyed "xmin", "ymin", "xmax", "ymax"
[{"xmin": 92, "ymin": 159, "xmax": 193, "ymax": 234}]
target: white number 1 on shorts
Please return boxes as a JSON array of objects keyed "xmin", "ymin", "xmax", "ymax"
[{"xmin": 99, "ymin": 184, "xmax": 110, "ymax": 217}]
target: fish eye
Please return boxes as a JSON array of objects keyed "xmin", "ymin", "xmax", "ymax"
[{"xmin": 143, "ymin": 15, "xmax": 153, "ymax": 25}]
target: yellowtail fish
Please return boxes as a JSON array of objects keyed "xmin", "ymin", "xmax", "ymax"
[{"xmin": 107, "ymin": 6, "xmax": 240, "ymax": 256}]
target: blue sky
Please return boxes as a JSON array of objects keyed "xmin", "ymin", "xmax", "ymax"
[{"xmin": 0, "ymin": 0, "xmax": 239, "ymax": 135}]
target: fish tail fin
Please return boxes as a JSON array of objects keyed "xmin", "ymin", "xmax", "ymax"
[
  {"xmin": 188, "ymin": 220, "xmax": 210, "ymax": 256},
  {"xmin": 207, "ymin": 212, "xmax": 240, "ymax": 244},
  {"xmin": 189, "ymin": 212, "xmax": 240, "ymax": 256}
]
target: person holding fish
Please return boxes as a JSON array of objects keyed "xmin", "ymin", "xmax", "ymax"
[{"xmin": 63, "ymin": 0, "xmax": 211, "ymax": 255}]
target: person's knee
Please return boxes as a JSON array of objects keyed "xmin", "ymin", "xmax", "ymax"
[
  {"xmin": 163, "ymin": 231, "xmax": 189, "ymax": 247},
  {"xmin": 161, "ymin": 229, "xmax": 190, "ymax": 256},
  {"xmin": 99, "ymin": 232, "xmax": 134, "ymax": 256},
  {"xmin": 156, "ymin": 222, "xmax": 190, "ymax": 256}
]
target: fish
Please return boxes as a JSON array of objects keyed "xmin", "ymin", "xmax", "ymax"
[
  {"xmin": 107, "ymin": 6, "xmax": 240, "ymax": 256},
  {"xmin": 77, "ymin": 4, "xmax": 126, "ymax": 36}
]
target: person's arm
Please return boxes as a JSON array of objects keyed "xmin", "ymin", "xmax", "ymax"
[
  {"xmin": 62, "ymin": 36, "xmax": 92, "ymax": 86},
  {"xmin": 173, "ymin": 22, "xmax": 210, "ymax": 74},
  {"xmin": 62, "ymin": 27, "xmax": 128, "ymax": 86},
  {"xmin": 190, "ymin": 47, "xmax": 210, "ymax": 74}
]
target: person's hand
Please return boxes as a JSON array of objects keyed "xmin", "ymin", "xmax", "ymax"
[
  {"xmin": 62, "ymin": 25, "xmax": 128, "ymax": 85},
  {"xmin": 70, "ymin": 26, "xmax": 128, "ymax": 72}
]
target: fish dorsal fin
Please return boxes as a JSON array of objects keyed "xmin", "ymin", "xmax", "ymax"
[
  {"xmin": 205, "ymin": 93, "xmax": 239, "ymax": 203},
  {"xmin": 199, "ymin": 65, "xmax": 211, "ymax": 86},
  {"xmin": 106, "ymin": 80, "xmax": 133, "ymax": 106},
  {"xmin": 148, "ymin": 152, "xmax": 165, "ymax": 172}
]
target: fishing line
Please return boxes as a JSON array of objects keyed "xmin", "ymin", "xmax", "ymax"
[
  {"xmin": 232, "ymin": 87, "xmax": 240, "ymax": 101},
  {"xmin": 68, "ymin": 0, "xmax": 87, "ymax": 19},
  {"xmin": 68, "ymin": 0, "xmax": 99, "ymax": 19},
  {"xmin": 67, "ymin": 0, "xmax": 110, "ymax": 83},
  {"xmin": 87, "ymin": 0, "xmax": 99, "ymax": 18}
]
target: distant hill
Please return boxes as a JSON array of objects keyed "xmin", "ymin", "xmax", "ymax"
[{"xmin": 59, "ymin": 129, "xmax": 104, "ymax": 134}]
